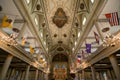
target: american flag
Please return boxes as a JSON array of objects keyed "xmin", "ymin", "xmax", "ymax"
[{"xmin": 105, "ymin": 12, "xmax": 119, "ymax": 26}]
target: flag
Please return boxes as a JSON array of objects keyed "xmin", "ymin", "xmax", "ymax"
[
  {"xmin": 30, "ymin": 45, "xmax": 34, "ymax": 54},
  {"xmin": 21, "ymin": 37, "xmax": 26, "ymax": 46},
  {"xmin": 86, "ymin": 44, "xmax": 91, "ymax": 53},
  {"xmin": 81, "ymin": 50, "xmax": 85, "ymax": 59},
  {"xmin": 39, "ymin": 57, "xmax": 44, "ymax": 63},
  {"xmin": 105, "ymin": 12, "xmax": 119, "ymax": 26},
  {"xmin": 1, "ymin": 15, "xmax": 13, "ymax": 28},
  {"xmin": 94, "ymin": 32, "xmax": 99, "ymax": 44},
  {"xmin": 77, "ymin": 55, "xmax": 81, "ymax": 63}
]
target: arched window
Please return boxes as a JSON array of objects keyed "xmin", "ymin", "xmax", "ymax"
[{"xmin": 82, "ymin": 16, "xmax": 87, "ymax": 25}]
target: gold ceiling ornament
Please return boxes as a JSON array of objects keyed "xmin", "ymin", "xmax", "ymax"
[{"xmin": 52, "ymin": 8, "xmax": 68, "ymax": 28}]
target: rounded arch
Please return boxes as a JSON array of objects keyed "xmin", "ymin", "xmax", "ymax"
[{"xmin": 52, "ymin": 53, "xmax": 68, "ymax": 62}]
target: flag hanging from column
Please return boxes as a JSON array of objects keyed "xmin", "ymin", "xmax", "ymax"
[
  {"xmin": 94, "ymin": 31, "xmax": 99, "ymax": 44},
  {"xmin": 77, "ymin": 54, "xmax": 81, "ymax": 63},
  {"xmin": 86, "ymin": 43, "xmax": 91, "ymax": 53},
  {"xmin": 1, "ymin": 15, "xmax": 13, "ymax": 28},
  {"xmin": 21, "ymin": 37, "xmax": 26, "ymax": 46},
  {"xmin": 81, "ymin": 50, "xmax": 85, "ymax": 59},
  {"xmin": 30, "ymin": 45, "xmax": 34, "ymax": 54},
  {"xmin": 105, "ymin": 12, "xmax": 119, "ymax": 26}
]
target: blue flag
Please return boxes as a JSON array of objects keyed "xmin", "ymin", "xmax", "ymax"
[{"xmin": 86, "ymin": 44, "xmax": 91, "ymax": 53}]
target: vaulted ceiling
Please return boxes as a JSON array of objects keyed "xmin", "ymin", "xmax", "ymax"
[{"xmin": 0, "ymin": 0, "xmax": 120, "ymax": 66}]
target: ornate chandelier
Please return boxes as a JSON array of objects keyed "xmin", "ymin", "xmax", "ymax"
[
  {"xmin": 103, "ymin": 33, "xmax": 120, "ymax": 47},
  {"xmin": 0, "ymin": 33, "xmax": 18, "ymax": 46}
]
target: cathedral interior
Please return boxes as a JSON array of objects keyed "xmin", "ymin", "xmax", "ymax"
[{"xmin": 0, "ymin": 0, "xmax": 120, "ymax": 80}]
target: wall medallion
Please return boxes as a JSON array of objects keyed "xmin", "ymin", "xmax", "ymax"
[{"xmin": 52, "ymin": 8, "xmax": 68, "ymax": 28}]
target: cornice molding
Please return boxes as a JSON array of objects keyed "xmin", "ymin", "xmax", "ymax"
[
  {"xmin": 74, "ymin": 0, "xmax": 108, "ymax": 55},
  {"xmin": 0, "ymin": 30, "xmax": 44, "ymax": 71},
  {"xmin": 13, "ymin": 0, "xmax": 49, "ymax": 60}
]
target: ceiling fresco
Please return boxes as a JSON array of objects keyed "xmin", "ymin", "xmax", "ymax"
[
  {"xmin": 52, "ymin": 8, "xmax": 68, "ymax": 28},
  {"xmin": 44, "ymin": 0, "xmax": 77, "ymax": 46}
]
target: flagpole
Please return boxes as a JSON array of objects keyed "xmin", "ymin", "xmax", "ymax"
[{"xmin": 100, "ymin": 11, "xmax": 120, "ymax": 15}]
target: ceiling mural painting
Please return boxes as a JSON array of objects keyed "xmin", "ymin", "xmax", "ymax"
[
  {"xmin": 52, "ymin": 8, "xmax": 68, "ymax": 28},
  {"xmin": 44, "ymin": 0, "xmax": 77, "ymax": 46}
]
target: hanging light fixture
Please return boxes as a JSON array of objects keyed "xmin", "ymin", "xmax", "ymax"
[
  {"xmin": 103, "ymin": 33, "xmax": 120, "ymax": 47},
  {"xmin": 0, "ymin": 33, "xmax": 18, "ymax": 46}
]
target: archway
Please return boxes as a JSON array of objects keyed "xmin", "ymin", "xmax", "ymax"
[{"xmin": 51, "ymin": 53, "xmax": 69, "ymax": 80}]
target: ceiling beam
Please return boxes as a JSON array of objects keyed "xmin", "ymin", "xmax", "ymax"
[
  {"xmin": 97, "ymin": 18, "xmax": 120, "ymax": 22},
  {"xmin": 0, "ymin": 19, "xmax": 25, "ymax": 23}
]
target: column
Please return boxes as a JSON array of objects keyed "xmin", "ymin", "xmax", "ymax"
[
  {"xmin": 35, "ymin": 69, "xmax": 38, "ymax": 80},
  {"xmin": 82, "ymin": 70, "xmax": 85, "ymax": 80},
  {"xmin": 91, "ymin": 65, "xmax": 97, "ymax": 80},
  {"xmin": 97, "ymin": 72, "xmax": 101, "ymax": 80},
  {"xmin": 0, "ymin": 54, "xmax": 13, "ymax": 80},
  {"xmin": 99, "ymin": 72, "xmax": 104, "ymax": 80},
  {"xmin": 38, "ymin": 71, "xmax": 41, "ymax": 80},
  {"xmin": 21, "ymin": 71, "xmax": 25, "ymax": 80},
  {"xmin": 109, "ymin": 54, "xmax": 120, "ymax": 80},
  {"xmin": 6, "ymin": 68, "xmax": 12, "ymax": 79},
  {"xmin": 17, "ymin": 71, "xmax": 23, "ymax": 80},
  {"xmin": 107, "ymin": 69, "xmax": 113, "ymax": 80},
  {"xmin": 9, "ymin": 68, "xmax": 15, "ymax": 79},
  {"xmin": 25, "ymin": 65, "xmax": 30, "ymax": 80},
  {"xmin": 78, "ymin": 72, "xmax": 80, "ymax": 80},
  {"xmin": 45, "ymin": 73, "xmax": 49, "ymax": 80},
  {"xmin": 41, "ymin": 72, "xmax": 44, "ymax": 80},
  {"xmin": 80, "ymin": 70, "xmax": 82, "ymax": 80}
]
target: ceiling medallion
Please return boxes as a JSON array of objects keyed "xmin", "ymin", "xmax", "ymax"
[
  {"xmin": 63, "ymin": 34, "xmax": 67, "ymax": 37},
  {"xmin": 52, "ymin": 8, "xmax": 68, "ymax": 28},
  {"xmin": 80, "ymin": 3, "xmax": 84, "ymax": 10},
  {"xmin": 102, "ymin": 27, "xmax": 110, "ymax": 32},
  {"xmin": 54, "ymin": 34, "xmax": 57, "ymax": 37},
  {"xmin": 36, "ymin": 4, "xmax": 41, "ymax": 10}
]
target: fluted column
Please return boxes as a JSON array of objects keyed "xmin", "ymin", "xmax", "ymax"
[
  {"xmin": 91, "ymin": 65, "xmax": 97, "ymax": 80},
  {"xmin": 17, "ymin": 71, "xmax": 23, "ymax": 80},
  {"xmin": 0, "ymin": 54, "xmax": 13, "ymax": 80},
  {"xmin": 21, "ymin": 71, "xmax": 25, "ymax": 80},
  {"xmin": 78, "ymin": 72, "xmax": 80, "ymax": 80},
  {"xmin": 82, "ymin": 70, "xmax": 85, "ymax": 80},
  {"xmin": 109, "ymin": 54, "xmax": 120, "ymax": 80},
  {"xmin": 25, "ymin": 65, "xmax": 30, "ymax": 80},
  {"xmin": 35, "ymin": 69, "xmax": 38, "ymax": 80}
]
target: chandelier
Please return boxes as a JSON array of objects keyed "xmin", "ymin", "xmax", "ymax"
[
  {"xmin": 0, "ymin": 33, "xmax": 18, "ymax": 46},
  {"xmin": 103, "ymin": 33, "xmax": 120, "ymax": 47}
]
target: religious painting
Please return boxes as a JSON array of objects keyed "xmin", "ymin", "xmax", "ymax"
[{"xmin": 52, "ymin": 8, "xmax": 68, "ymax": 28}]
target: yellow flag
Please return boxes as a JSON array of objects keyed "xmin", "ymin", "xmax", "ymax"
[
  {"xmin": 30, "ymin": 45, "xmax": 34, "ymax": 54},
  {"xmin": 21, "ymin": 37, "xmax": 26, "ymax": 46},
  {"xmin": 43, "ymin": 63, "xmax": 47, "ymax": 67},
  {"xmin": 1, "ymin": 15, "xmax": 13, "ymax": 28},
  {"xmin": 39, "ymin": 57, "xmax": 43, "ymax": 63}
]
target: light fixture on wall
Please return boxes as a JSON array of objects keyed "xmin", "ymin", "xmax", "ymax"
[
  {"xmin": 0, "ymin": 33, "xmax": 18, "ymax": 46},
  {"xmin": 103, "ymin": 33, "xmax": 120, "ymax": 47}
]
